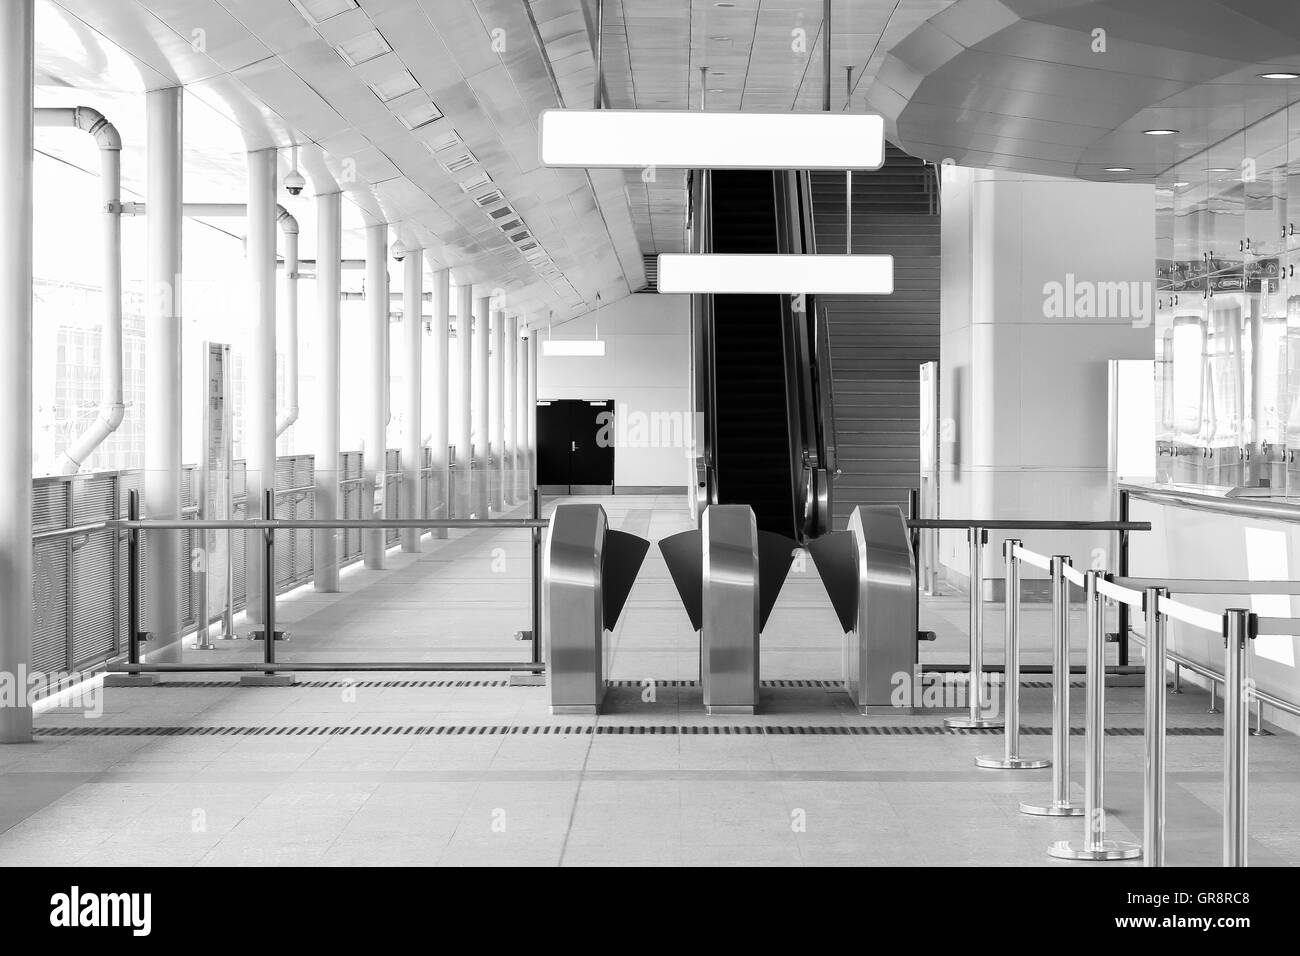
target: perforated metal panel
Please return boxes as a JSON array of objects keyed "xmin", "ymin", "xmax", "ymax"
[{"xmin": 71, "ymin": 474, "xmax": 119, "ymax": 667}]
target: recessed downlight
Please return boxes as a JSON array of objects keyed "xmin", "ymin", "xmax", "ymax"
[
  {"xmin": 1259, "ymin": 72, "xmax": 1300, "ymax": 80},
  {"xmin": 1143, "ymin": 128, "xmax": 1179, "ymax": 136}
]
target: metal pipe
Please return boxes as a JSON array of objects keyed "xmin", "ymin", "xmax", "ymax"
[
  {"xmin": 1223, "ymin": 608, "xmax": 1251, "ymax": 867},
  {"xmin": 473, "ymin": 295, "xmax": 491, "ymax": 517},
  {"xmin": 115, "ymin": 518, "xmax": 549, "ymax": 531},
  {"xmin": 504, "ymin": 314, "xmax": 519, "ymax": 505},
  {"xmin": 946, "ymin": 528, "xmax": 1001, "ymax": 729},
  {"xmin": 110, "ymin": 661, "xmax": 546, "ymax": 673},
  {"xmin": 528, "ymin": 331, "xmax": 539, "ymax": 488},
  {"xmin": 313, "ymin": 191, "xmax": 343, "ymax": 591},
  {"xmin": 593, "ymin": 0, "xmax": 605, "ymax": 110},
  {"xmin": 1048, "ymin": 570, "xmax": 1141, "ymax": 860},
  {"xmin": 516, "ymin": 324, "xmax": 530, "ymax": 503},
  {"xmin": 363, "ymin": 223, "xmax": 389, "ymax": 568},
  {"xmin": 245, "ymin": 149, "xmax": 278, "ymax": 625},
  {"xmin": 263, "ymin": 488, "xmax": 276, "ymax": 668},
  {"xmin": 144, "ymin": 88, "xmax": 183, "ymax": 661},
  {"xmin": 400, "ymin": 249, "xmax": 423, "ymax": 552},
  {"xmin": 126, "ymin": 490, "xmax": 142, "ymax": 667},
  {"xmin": 1117, "ymin": 488, "xmax": 1131, "ymax": 665},
  {"xmin": 454, "ymin": 282, "xmax": 474, "ymax": 518},
  {"xmin": 36, "ymin": 107, "xmax": 125, "ymax": 474},
  {"xmin": 31, "ymin": 521, "xmax": 112, "ymax": 543},
  {"xmin": 1021, "ymin": 555, "xmax": 1083, "ymax": 815},
  {"xmin": 1143, "ymin": 585, "xmax": 1168, "ymax": 867},
  {"xmin": 491, "ymin": 309, "xmax": 506, "ymax": 512},
  {"xmin": 429, "ymin": 266, "xmax": 451, "ymax": 538},
  {"xmin": 275, "ymin": 208, "xmax": 301, "ymax": 436},
  {"xmin": 821, "ymin": 0, "xmax": 831, "ymax": 112},
  {"xmin": 531, "ymin": 488, "xmax": 542, "ymax": 665},
  {"xmin": 908, "ymin": 519, "xmax": 1151, "ymax": 531},
  {"xmin": 977, "ymin": 539, "xmax": 1046, "ymax": 769}
]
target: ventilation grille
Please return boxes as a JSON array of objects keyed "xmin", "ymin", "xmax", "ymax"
[{"xmin": 639, "ymin": 253, "xmax": 658, "ymax": 292}]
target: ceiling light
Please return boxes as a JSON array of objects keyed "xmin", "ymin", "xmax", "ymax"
[
  {"xmin": 1142, "ymin": 128, "xmax": 1179, "ymax": 136},
  {"xmin": 336, "ymin": 30, "xmax": 391, "ymax": 66},
  {"xmin": 1104, "ymin": 166, "xmax": 1132, "ymax": 172},
  {"xmin": 543, "ymin": 339, "xmax": 605, "ymax": 357},
  {"xmin": 708, "ymin": 88, "xmax": 727, "ymax": 94},
  {"xmin": 1172, "ymin": 182, "xmax": 1189, "ymax": 188},
  {"xmin": 657, "ymin": 253, "xmax": 893, "ymax": 295},
  {"xmin": 294, "ymin": 0, "xmax": 357, "ymax": 24},
  {"xmin": 710, "ymin": 35, "xmax": 731, "ymax": 41},
  {"xmin": 540, "ymin": 110, "xmax": 885, "ymax": 170},
  {"xmin": 715, "ymin": 2, "xmax": 736, "ymax": 7},
  {"xmin": 369, "ymin": 70, "xmax": 419, "ymax": 102},
  {"xmin": 1259, "ymin": 72, "xmax": 1300, "ymax": 80},
  {"xmin": 1207, "ymin": 167, "xmax": 1234, "ymax": 172}
]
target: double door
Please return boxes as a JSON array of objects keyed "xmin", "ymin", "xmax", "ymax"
[{"xmin": 537, "ymin": 399, "xmax": 615, "ymax": 494}]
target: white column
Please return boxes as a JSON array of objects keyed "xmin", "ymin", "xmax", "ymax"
[
  {"xmin": 454, "ymin": 282, "xmax": 473, "ymax": 518},
  {"xmin": 516, "ymin": 321, "xmax": 529, "ymax": 503},
  {"xmin": 400, "ymin": 249, "xmax": 423, "ymax": 552},
  {"xmin": 490, "ymin": 308, "xmax": 505, "ymax": 512},
  {"xmin": 363, "ymin": 223, "xmax": 389, "ymax": 568},
  {"xmin": 428, "ymin": 265, "xmax": 450, "ymax": 538},
  {"xmin": 244, "ymin": 149, "xmax": 278, "ymax": 625},
  {"xmin": 0, "ymin": 1, "xmax": 34, "ymax": 741},
  {"xmin": 472, "ymin": 294, "xmax": 491, "ymax": 517},
  {"xmin": 144, "ymin": 88, "xmax": 184, "ymax": 658},
  {"xmin": 528, "ymin": 331, "xmax": 539, "ymax": 488},
  {"xmin": 313, "ymin": 191, "xmax": 342, "ymax": 591},
  {"xmin": 504, "ymin": 314, "xmax": 518, "ymax": 504}
]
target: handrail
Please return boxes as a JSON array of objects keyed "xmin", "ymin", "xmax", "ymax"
[
  {"xmin": 907, "ymin": 518, "xmax": 1151, "ymax": 531},
  {"xmin": 113, "ymin": 517, "xmax": 547, "ymax": 531},
  {"xmin": 32, "ymin": 520, "xmax": 112, "ymax": 543}
]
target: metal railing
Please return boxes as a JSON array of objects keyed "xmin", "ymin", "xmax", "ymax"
[
  {"xmin": 986, "ymin": 531, "xmax": 1300, "ymax": 867},
  {"xmin": 110, "ymin": 488, "xmax": 547, "ymax": 675}
]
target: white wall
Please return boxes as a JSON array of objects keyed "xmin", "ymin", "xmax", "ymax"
[
  {"xmin": 940, "ymin": 167, "xmax": 1155, "ymax": 582},
  {"xmin": 536, "ymin": 292, "xmax": 691, "ymax": 490}
]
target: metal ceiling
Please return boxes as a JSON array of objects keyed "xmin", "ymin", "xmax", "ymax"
[
  {"xmin": 865, "ymin": 0, "xmax": 1300, "ymax": 184},
  {"xmin": 35, "ymin": 0, "xmax": 648, "ymax": 323}
]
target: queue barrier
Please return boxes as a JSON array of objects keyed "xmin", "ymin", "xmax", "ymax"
[{"xmin": 107, "ymin": 488, "xmax": 550, "ymax": 684}]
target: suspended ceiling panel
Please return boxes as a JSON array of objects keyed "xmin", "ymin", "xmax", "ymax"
[
  {"xmin": 865, "ymin": 0, "xmax": 1300, "ymax": 183},
  {"xmin": 36, "ymin": 0, "xmax": 648, "ymax": 323}
]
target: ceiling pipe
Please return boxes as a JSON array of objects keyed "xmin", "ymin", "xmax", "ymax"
[
  {"xmin": 35, "ymin": 107, "xmax": 125, "ymax": 475},
  {"xmin": 157, "ymin": 201, "xmax": 301, "ymax": 435}
]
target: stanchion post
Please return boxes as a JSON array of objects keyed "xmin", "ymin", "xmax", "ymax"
[
  {"xmin": 263, "ymin": 487, "xmax": 276, "ymax": 669},
  {"xmin": 126, "ymin": 489, "xmax": 142, "ymax": 665},
  {"xmin": 531, "ymin": 488, "xmax": 541, "ymax": 666},
  {"xmin": 977, "ymin": 539, "xmax": 1047, "ymax": 769},
  {"xmin": 946, "ymin": 527, "xmax": 1001, "ymax": 729},
  {"xmin": 1021, "ymin": 555, "xmax": 1083, "ymax": 816},
  {"xmin": 1143, "ymin": 586, "xmax": 1168, "ymax": 867},
  {"xmin": 1048, "ymin": 570, "xmax": 1141, "ymax": 860},
  {"xmin": 1223, "ymin": 607, "xmax": 1252, "ymax": 867},
  {"xmin": 1116, "ymin": 488, "xmax": 1130, "ymax": 665}
]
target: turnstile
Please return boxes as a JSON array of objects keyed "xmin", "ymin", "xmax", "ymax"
[
  {"xmin": 808, "ymin": 505, "xmax": 917, "ymax": 713},
  {"xmin": 542, "ymin": 503, "xmax": 650, "ymax": 715},
  {"xmin": 659, "ymin": 505, "xmax": 797, "ymax": 715}
]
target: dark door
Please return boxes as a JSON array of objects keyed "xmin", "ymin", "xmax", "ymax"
[{"xmin": 536, "ymin": 399, "xmax": 615, "ymax": 494}]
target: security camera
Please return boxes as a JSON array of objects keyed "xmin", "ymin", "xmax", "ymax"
[
  {"xmin": 391, "ymin": 240, "xmax": 406, "ymax": 262},
  {"xmin": 284, "ymin": 168, "xmax": 306, "ymax": 197}
]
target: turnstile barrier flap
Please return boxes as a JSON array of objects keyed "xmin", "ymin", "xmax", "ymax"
[
  {"xmin": 602, "ymin": 529, "xmax": 651, "ymax": 631},
  {"xmin": 658, "ymin": 529, "xmax": 703, "ymax": 632},
  {"xmin": 756, "ymin": 531, "xmax": 798, "ymax": 632},
  {"xmin": 806, "ymin": 530, "xmax": 857, "ymax": 633}
]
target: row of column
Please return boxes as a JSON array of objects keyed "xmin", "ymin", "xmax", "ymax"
[{"xmin": 0, "ymin": 7, "xmax": 539, "ymax": 741}]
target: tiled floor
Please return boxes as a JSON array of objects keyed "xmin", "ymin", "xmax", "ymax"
[{"xmin": 4, "ymin": 494, "xmax": 1299, "ymax": 867}]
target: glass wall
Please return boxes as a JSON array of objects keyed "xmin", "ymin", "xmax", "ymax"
[{"xmin": 1153, "ymin": 99, "xmax": 1300, "ymax": 494}]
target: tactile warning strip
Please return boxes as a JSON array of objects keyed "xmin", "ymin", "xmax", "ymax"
[
  {"xmin": 33, "ymin": 723, "xmax": 1222, "ymax": 738},
  {"xmin": 122, "ymin": 677, "xmax": 1087, "ymax": 689}
]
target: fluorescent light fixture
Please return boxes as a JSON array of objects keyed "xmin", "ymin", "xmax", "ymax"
[
  {"xmin": 539, "ymin": 110, "xmax": 885, "ymax": 170},
  {"xmin": 1259, "ymin": 72, "xmax": 1300, "ymax": 79},
  {"xmin": 1104, "ymin": 166, "xmax": 1132, "ymax": 172},
  {"xmin": 656, "ymin": 254, "xmax": 893, "ymax": 295},
  {"xmin": 295, "ymin": 0, "xmax": 357, "ymax": 23},
  {"xmin": 337, "ymin": 30, "xmax": 391, "ymax": 66},
  {"xmin": 1142, "ymin": 128, "xmax": 1178, "ymax": 135},
  {"xmin": 370, "ymin": 70, "xmax": 419, "ymax": 102},
  {"xmin": 543, "ymin": 339, "xmax": 606, "ymax": 357}
]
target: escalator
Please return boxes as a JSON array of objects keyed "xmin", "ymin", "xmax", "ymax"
[{"xmin": 690, "ymin": 169, "xmax": 833, "ymax": 544}]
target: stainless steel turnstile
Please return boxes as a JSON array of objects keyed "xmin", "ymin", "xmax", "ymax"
[
  {"xmin": 808, "ymin": 505, "xmax": 917, "ymax": 713},
  {"xmin": 660, "ymin": 505, "xmax": 797, "ymax": 715},
  {"xmin": 543, "ymin": 503, "xmax": 649, "ymax": 715}
]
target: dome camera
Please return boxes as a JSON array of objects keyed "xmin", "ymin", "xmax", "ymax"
[{"xmin": 284, "ymin": 168, "xmax": 307, "ymax": 197}]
